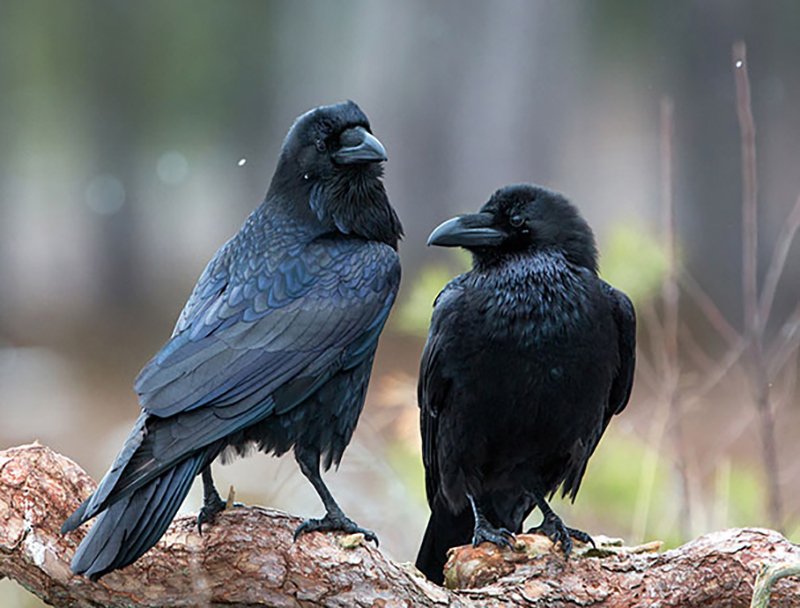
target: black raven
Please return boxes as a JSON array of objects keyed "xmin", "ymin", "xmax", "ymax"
[
  {"xmin": 415, "ymin": 184, "xmax": 635, "ymax": 584},
  {"xmin": 62, "ymin": 101, "xmax": 403, "ymax": 580}
]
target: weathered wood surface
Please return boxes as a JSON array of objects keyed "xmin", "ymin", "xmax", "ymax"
[{"xmin": 1, "ymin": 443, "xmax": 798, "ymax": 607}]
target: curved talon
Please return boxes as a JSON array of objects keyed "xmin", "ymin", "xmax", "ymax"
[
  {"xmin": 197, "ymin": 495, "xmax": 227, "ymax": 535},
  {"xmin": 292, "ymin": 520, "xmax": 312, "ymax": 541},
  {"xmin": 567, "ymin": 526, "xmax": 596, "ymax": 548},
  {"xmin": 472, "ymin": 524, "xmax": 516, "ymax": 549},
  {"xmin": 560, "ymin": 532, "xmax": 574, "ymax": 556},
  {"xmin": 293, "ymin": 514, "xmax": 379, "ymax": 546},
  {"xmin": 197, "ymin": 507, "xmax": 220, "ymax": 535},
  {"xmin": 361, "ymin": 529, "xmax": 379, "ymax": 546},
  {"xmin": 527, "ymin": 515, "xmax": 593, "ymax": 556}
]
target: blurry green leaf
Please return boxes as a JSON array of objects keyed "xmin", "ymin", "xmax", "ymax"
[
  {"xmin": 726, "ymin": 464, "xmax": 767, "ymax": 527},
  {"xmin": 600, "ymin": 224, "xmax": 669, "ymax": 303},
  {"xmin": 547, "ymin": 431, "xmax": 679, "ymax": 546},
  {"xmin": 385, "ymin": 440, "xmax": 427, "ymax": 505},
  {"xmin": 394, "ymin": 251, "xmax": 471, "ymax": 337}
]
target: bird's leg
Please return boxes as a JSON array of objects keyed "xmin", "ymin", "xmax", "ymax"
[
  {"xmin": 525, "ymin": 491, "xmax": 595, "ymax": 555},
  {"xmin": 197, "ymin": 466, "xmax": 227, "ymax": 534},
  {"xmin": 292, "ymin": 448, "xmax": 378, "ymax": 545},
  {"xmin": 467, "ymin": 493, "xmax": 515, "ymax": 549}
]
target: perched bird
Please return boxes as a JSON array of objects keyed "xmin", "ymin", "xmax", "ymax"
[
  {"xmin": 415, "ymin": 184, "xmax": 635, "ymax": 584},
  {"xmin": 62, "ymin": 101, "xmax": 403, "ymax": 580}
]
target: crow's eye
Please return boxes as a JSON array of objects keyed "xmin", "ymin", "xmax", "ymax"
[
  {"xmin": 315, "ymin": 139, "xmax": 327, "ymax": 153},
  {"xmin": 509, "ymin": 215, "xmax": 524, "ymax": 228}
]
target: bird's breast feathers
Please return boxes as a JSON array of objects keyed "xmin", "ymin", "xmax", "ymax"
[{"xmin": 442, "ymin": 251, "xmax": 602, "ymax": 342}]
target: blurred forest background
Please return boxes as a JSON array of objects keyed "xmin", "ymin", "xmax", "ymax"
[{"xmin": 2, "ymin": 1, "xmax": 800, "ymax": 605}]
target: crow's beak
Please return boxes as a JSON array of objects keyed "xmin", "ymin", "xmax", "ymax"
[
  {"xmin": 427, "ymin": 212, "xmax": 507, "ymax": 247},
  {"xmin": 332, "ymin": 126, "xmax": 387, "ymax": 164}
]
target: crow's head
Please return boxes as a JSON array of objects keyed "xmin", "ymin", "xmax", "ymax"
[
  {"xmin": 278, "ymin": 100, "xmax": 386, "ymax": 177},
  {"xmin": 428, "ymin": 184, "xmax": 597, "ymax": 272},
  {"xmin": 269, "ymin": 100, "xmax": 401, "ymax": 248}
]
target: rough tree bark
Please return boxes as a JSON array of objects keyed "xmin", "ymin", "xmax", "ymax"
[{"xmin": 1, "ymin": 443, "xmax": 798, "ymax": 607}]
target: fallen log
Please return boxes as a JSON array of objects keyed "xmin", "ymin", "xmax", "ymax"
[{"xmin": 1, "ymin": 443, "xmax": 798, "ymax": 607}]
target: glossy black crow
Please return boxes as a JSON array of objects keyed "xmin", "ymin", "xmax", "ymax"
[
  {"xmin": 415, "ymin": 184, "xmax": 635, "ymax": 584},
  {"xmin": 62, "ymin": 101, "xmax": 403, "ymax": 580}
]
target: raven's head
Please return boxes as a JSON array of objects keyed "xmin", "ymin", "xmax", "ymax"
[
  {"xmin": 270, "ymin": 100, "xmax": 402, "ymax": 249},
  {"xmin": 428, "ymin": 184, "xmax": 597, "ymax": 272}
]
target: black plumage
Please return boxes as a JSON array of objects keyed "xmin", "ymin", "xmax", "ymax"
[
  {"xmin": 415, "ymin": 184, "xmax": 635, "ymax": 584},
  {"xmin": 62, "ymin": 101, "xmax": 403, "ymax": 579}
]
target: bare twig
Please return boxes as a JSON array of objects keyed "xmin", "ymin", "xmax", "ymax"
[
  {"xmin": 633, "ymin": 349, "xmax": 660, "ymax": 393},
  {"xmin": 632, "ymin": 396, "xmax": 670, "ymax": 543},
  {"xmin": 661, "ymin": 97, "xmax": 679, "ymax": 366},
  {"xmin": 750, "ymin": 562, "xmax": 800, "ymax": 608},
  {"xmin": 641, "ymin": 300, "xmax": 668, "ymax": 383},
  {"xmin": 683, "ymin": 337, "xmax": 747, "ymax": 408},
  {"xmin": 768, "ymin": 301, "xmax": 800, "ymax": 379},
  {"xmin": 758, "ymin": 194, "xmax": 800, "ymax": 327},
  {"xmin": 678, "ymin": 320, "xmax": 717, "ymax": 373},
  {"xmin": 660, "ymin": 96, "xmax": 691, "ymax": 539},
  {"xmin": 679, "ymin": 270, "xmax": 741, "ymax": 347},
  {"xmin": 733, "ymin": 40, "xmax": 783, "ymax": 530},
  {"xmin": 735, "ymin": 41, "xmax": 760, "ymax": 337}
]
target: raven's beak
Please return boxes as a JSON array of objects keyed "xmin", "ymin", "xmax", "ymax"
[
  {"xmin": 332, "ymin": 126, "xmax": 388, "ymax": 164},
  {"xmin": 427, "ymin": 212, "xmax": 507, "ymax": 247}
]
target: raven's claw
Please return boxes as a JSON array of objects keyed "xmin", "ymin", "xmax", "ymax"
[
  {"xmin": 197, "ymin": 500, "xmax": 244, "ymax": 535},
  {"xmin": 293, "ymin": 513, "xmax": 379, "ymax": 546},
  {"xmin": 527, "ymin": 514, "xmax": 594, "ymax": 556},
  {"xmin": 472, "ymin": 522, "xmax": 515, "ymax": 549},
  {"xmin": 196, "ymin": 492, "xmax": 226, "ymax": 535}
]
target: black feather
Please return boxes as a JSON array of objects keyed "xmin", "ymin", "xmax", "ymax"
[
  {"xmin": 63, "ymin": 101, "xmax": 402, "ymax": 578},
  {"xmin": 416, "ymin": 184, "xmax": 635, "ymax": 584}
]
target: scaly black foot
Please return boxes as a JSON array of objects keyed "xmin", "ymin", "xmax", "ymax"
[
  {"xmin": 527, "ymin": 513, "xmax": 595, "ymax": 556},
  {"xmin": 467, "ymin": 492, "xmax": 515, "ymax": 549},
  {"xmin": 293, "ymin": 511, "xmax": 379, "ymax": 546},
  {"xmin": 197, "ymin": 491, "xmax": 226, "ymax": 534},
  {"xmin": 472, "ymin": 521, "xmax": 515, "ymax": 549},
  {"xmin": 293, "ymin": 448, "xmax": 379, "ymax": 546},
  {"xmin": 197, "ymin": 465, "xmax": 243, "ymax": 534}
]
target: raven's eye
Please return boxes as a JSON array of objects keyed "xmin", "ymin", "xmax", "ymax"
[
  {"xmin": 315, "ymin": 139, "xmax": 327, "ymax": 153},
  {"xmin": 509, "ymin": 215, "xmax": 524, "ymax": 228}
]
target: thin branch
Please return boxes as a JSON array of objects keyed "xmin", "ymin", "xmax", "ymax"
[
  {"xmin": 768, "ymin": 300, "xmax": 800, "ymax": 379},
  {"xmin": 634, "ymin": 349, "xmax": 660, "ymax": 393},
  {"xmin": 733, "ymin": 40, "xmax": 783, "ymax": 530},
  {"xmin": 661, "ymin": 96, "xmax": 679, "ymax": 372},
  {"xmin": 632, "ymin": 395, "xmax": 670, "ymax": 544},
  {"xmin": 641, "ymin": 300, "xmax": 669, "ymax": 382},
  {"xmin": 678, "ymin": 320, "xmax": 717, "ymax": 373},
  {"xmin": 683, "ymin": 337, "xmax": 747, "ymax": 408},
  {"xmin": 660, "ymin": 96, "xmax": 691, "ymax": 539},
  {"xmin": 750, "ymin": 562, "xmax": 800, "ymax": 608},
  {"xmin": 758, "ymin": 194, "xmax": 800, "ymax": 327},
  {"xmin": 734, "ymin": 40, "xmax": 760, "ymax": 337},
  {"xmin": 679, "ymin": 270, "xmax": 741, "ymax": 347}
]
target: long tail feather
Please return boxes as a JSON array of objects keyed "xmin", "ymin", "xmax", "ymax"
[
  {"xmin": 70, "ymin": 452, "xmax": 206, "ymax": 580},
  {"xmin": 415, "ymin": 500, "xmax": 473, "ymax": 585}
]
